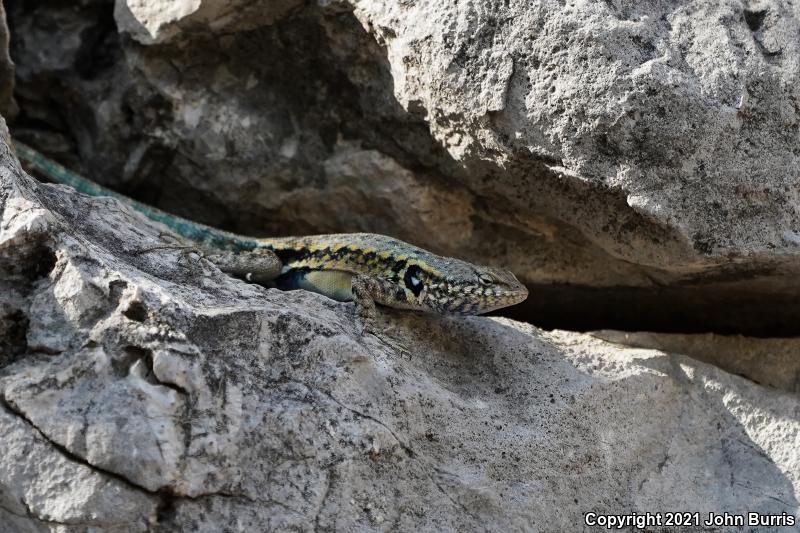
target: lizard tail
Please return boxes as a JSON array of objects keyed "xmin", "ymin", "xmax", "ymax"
[{"xmin": 14, "ymin": 140, "xmax": 262, "ymax": 252}]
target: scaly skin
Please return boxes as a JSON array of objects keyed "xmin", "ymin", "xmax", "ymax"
[{"xmin": 15, "ymin": 141, "xmax": 528, "ymax": 330}]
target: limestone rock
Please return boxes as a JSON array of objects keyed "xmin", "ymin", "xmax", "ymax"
[
  {"xmin": 0, "ymin": 2, "xmax": 15, "ymax": 119},
  {"xmin": 1, "ymin": 136, "xmax": 798, "ymax": 531},
  {"xmin": 114, "ymin": 0, "xmax": 303, "ymax": 45},
  {"xmin": 7, "ymin": 0, "xmax": 800, "ymax": 332},
  {"xmin": 592, "ymin": 331, "xmax": 800, "ymax": 394}
]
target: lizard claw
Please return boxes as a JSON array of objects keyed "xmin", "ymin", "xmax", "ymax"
[{"xmin": 355, "ymin": 313, "xmax": 411, "ymax": 358}]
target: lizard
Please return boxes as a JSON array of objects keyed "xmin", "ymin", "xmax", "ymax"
[{"xmin": 13, "ymin": 141, "xmax": 529, "ymax": 334}]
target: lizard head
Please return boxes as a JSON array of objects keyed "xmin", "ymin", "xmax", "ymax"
[{"xmin": 402, "ymin": 260, "xmax": 528, "ymax": 315}]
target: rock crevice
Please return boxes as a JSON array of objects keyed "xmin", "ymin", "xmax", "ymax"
[{"xmin": 1, "ymin": 1, "xmax": 800, "ymax": 530}]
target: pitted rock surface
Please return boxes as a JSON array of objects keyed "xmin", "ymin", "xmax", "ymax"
[
  {"xmin": 7, "ymin": 0, "xmax": 800, "ymax": 332},
  {"xmin": 1, "ymin": 134, "xmax": 798, "ymax": 531}
]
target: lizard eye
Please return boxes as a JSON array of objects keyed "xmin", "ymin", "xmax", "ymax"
[
  {"xmin": 404, "ymin": 265, "xmax": 425, "ymax": 296},
  {"xmin": 479, "ymin": 274, "xmax": 494, "ymax": 286}
]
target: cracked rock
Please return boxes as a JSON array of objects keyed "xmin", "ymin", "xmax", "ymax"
[
  {"xmin": 0, "ymin": 384, "xmax": 156, "ymax": 532},
  {"xmin": 0, "ymin": 131, "xmax": 798, "ymax": 531},
  {"xmin": 7, "ymin": 0, "xmax": 800, "ymax": 333}
]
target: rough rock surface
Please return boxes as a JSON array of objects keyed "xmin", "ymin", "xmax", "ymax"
[
  {"xmin": 594, "ymin": 331, "xmax": 800, "ymax": 395},
  {"xmin": 1, "ymin": 134, "xmax": 799, "ymax": 531},
  {"xmin": 0, "ymin": 2, "xmax": 14, "ymax": 119},
  {"xmin": 7, "ymin": 0, "xmax": 800, "ymax": 333}
]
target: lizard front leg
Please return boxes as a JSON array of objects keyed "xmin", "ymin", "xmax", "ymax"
[
  {"xmin": 350, "ymin": 274, "xmax": 383, "ymax": 335},
  {"xmin": 351, "ymin": 274, "xmax": 412, "ymax": 358}
]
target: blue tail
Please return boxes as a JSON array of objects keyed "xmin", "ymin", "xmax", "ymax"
[{"xmin": 15, "ymin": 141, "xmax": 260, "ymax": 251}]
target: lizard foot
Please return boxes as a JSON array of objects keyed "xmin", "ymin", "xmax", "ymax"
[
  {"xmin": 351, "ymin": 277, "xmax": 411, "ymax": 358},
  {"xmin": 373, "ymin": 332, "xmax": 412, "ymax": 359}
]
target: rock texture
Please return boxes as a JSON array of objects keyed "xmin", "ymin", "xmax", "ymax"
[
  {"xmin": 1, "ymin": 134, "xmax": 799, "ymax": 531},
  {"xmin": 6, "ymin": 0, "xmax": 800, "ymax": 333},
  {"xmin": 0, "ymin": 2, "xmax": 14, "ymax": 119},
  {"xmin": 3, "ymin": 2, "xmax": 800, "ymax": 530},
  {"xmin": 594, "ymin": 331, "xmax": 800, "ymax": 394}
]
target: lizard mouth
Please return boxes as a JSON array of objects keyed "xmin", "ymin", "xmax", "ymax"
[
  {"xmin": 478, "ymin": 271, "xmax": 529, "ymax": 312},
  {"xmin": 476, "ymin": 284, "xmax": 529, "ymax": 314},
  {"xmin": 440, "ymin": 282, "xmax": 529, "ymax": 315}
]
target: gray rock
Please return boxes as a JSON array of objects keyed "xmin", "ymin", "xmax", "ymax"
[
  {"xmin": 7, "ymin": 0, "xmax": 800, "ymax": 332},
  {"xmin": 0, "ymin": 404, "xmax": 157, "ymax": 532},
  {"xmin": 593, "ymin": 330, "xmax": 800, "ymax": 394},
  {"xmin": 1, "ymin": 133, "xmax": 798, "ymax": 531},
  {"xmin": 0, "ymin": 1, "xmax": 15, "ymax": 119},
  {"xmin": 3, "ymin": 2, "xmax": 800, "ymax": 529}
]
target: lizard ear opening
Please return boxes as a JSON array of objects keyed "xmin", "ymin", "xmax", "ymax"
[{"xmin": 403, "ymin": 264, "xmax": 425, "ymax": 296}]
